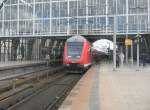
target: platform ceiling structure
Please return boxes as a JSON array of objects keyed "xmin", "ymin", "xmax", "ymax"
[{"xmin": 0, "ymin": 0, "xmax": 149, "ymax": 37}]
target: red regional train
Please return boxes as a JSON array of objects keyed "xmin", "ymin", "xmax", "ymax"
[{"xmin": 63, "ymin": 35, "xmax": 92, "ymax": 73}]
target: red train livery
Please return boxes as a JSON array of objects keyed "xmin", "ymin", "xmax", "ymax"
[{"xmin": 63, "ymin": 35, "xmax": 92, "ymax": 73}]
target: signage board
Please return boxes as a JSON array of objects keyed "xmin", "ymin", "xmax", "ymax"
[{"xmin": 125, "ymin": 38, "xmax": 132, "ymax": 46}]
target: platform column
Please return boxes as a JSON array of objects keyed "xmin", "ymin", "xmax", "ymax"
[
  {"xmin": 11, "ymin": 38, "xmax": 20, "ymax": 61},
  {"xmin": 39, "ymin": 38, "xmax": 47, "ymax": 60},
  {"xmin": 27, "ymin": 38, "xmax": 35, "ymax": 60},
  {"xmin": 125, "ymin": 0, "xmax": 129, "ymax": 64},
  {"xmin": 113, "ymin": 16, "xmax": 117, "ymax": 71},
  {"xmin": 58, "ymin": 41, "xmax": 63, "ymax": 59},
  {"xmin": 3, "ymin": 39, "xmax": 6, "ymax": 61},
  {"xmin": 49, "ymin": 39, "xmax": 54, "ymax": 61},
  {"xmin": 8, "ymin": 38, "xmax": 11, "ymax": 61},
  {"xmin": 47, "ymin": 39, "xmax": 53, "ymax": 55},
  {"xmin": 33, "ymin": 38, "xmax": 38, "ymax": 61},
  {"xmin": 51, "ymin": 40, "xmax": 58, "ymax": 62}
]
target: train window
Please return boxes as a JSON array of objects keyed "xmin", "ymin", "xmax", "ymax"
[{"xmin": 67, "ymin": 42, "xmax": 83, "ymax": 56}]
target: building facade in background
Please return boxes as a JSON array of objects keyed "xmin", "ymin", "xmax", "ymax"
[{"xmin": 0, "ymin": 0, "xmax": 149, "ymax": 37}]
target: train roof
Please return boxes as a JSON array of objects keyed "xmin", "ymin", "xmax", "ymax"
[
  {"xmin": 91, "ymin": 39, "xmax": 114, "ymax": 54},
  {"xmin": 92, "ymin": 39, "xmax": 114, "ymax": 50},
  {"xmin": 67, "ymin": 35, "xmax": 86, "ymax": 42}
]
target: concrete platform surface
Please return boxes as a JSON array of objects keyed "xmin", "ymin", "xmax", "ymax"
[{"xmin": 59, "ymin": 62, "xmax": 150, "ymax": 110}]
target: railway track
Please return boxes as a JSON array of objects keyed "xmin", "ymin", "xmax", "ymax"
[
  {"xmin": 0, "ymin": 60, "xmax": 62, "ymax": 81},
  {"xmin": 0, "ymin": 72, "xmax": 81, "ymax": 110},
  {"xmin": 0, "ymin": 65, "xmax": 64, "ymax": 94}
]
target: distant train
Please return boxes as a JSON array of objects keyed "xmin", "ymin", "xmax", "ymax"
[
  {"xmin": 91, "ymin": 39, "xmax": 114, "ymax": 63},
  {"xmin": 63, "ymin": 35, "xmax": 92, "ymax": 73}
]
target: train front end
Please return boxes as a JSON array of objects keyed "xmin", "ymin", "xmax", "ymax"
[{"xmin": 63, "ymin": 36, "xmax": 91, "ymax": 73}]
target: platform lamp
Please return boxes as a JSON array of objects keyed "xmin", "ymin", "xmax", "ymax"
[
  {"xmin": 135, "ymin": 33, "xmax": 141, "ymax": 71},
  {"xmin": 113, "ymin": 15, "xmax": 117, "ymax": 71},
  {"xmin": 98, "ymin": 2, "xmax": 117, "ymax": 71}
]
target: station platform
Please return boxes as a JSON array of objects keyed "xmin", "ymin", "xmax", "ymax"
[
  {"xmin": 0, "ymin": 61, "xmax": 45, "ymax": 70},
  {"xmin": 59, "ymin": 62, "xmax": 150, "ymax": 110}
]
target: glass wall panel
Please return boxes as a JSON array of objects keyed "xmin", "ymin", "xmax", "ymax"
[
  {"xmin": 35, "ymin": 0, "xmax": 43, "ymax": 3},
  {"xmin": 19, "ymin": 20, "xmax": 26, "ymax": 34},
  {"xmin": 6, "ymin": 0, "xmax": 10, "ymax": 5},
  {"xmin": 10, "ymin": 21, "xmax": 17, "ymax": 35},
  {"xmin": 4, "ymin": 6, "xmax": 10, "ymax": 20},
  {"xmin": 128, "ymin": 15, "xmax": 138, "ymax": 33},
  {"xmin": 78, "ymin": 18, "xmax": 86, "ymax": 34},
  {"xmin": 78, "ymin": 0, "xmax": 86, "ymax": 16},
  {"xmin": 26, "ymin": 20, "xmax": 33, "ymax": 34},
  {"xmin": 35, "ymin": 20, "xmax": 43, "ymax": 34},
  {"xmin": 88, "ymin": 0, "xmax": 106, "ymax": 16},
  {"xmin": 88, "ymin": 6, "xmax": 97, "ymax": 16},
  {"xmin": 117, "ymin": 16, "xmax": 126, "ymax": 33},
  {"xmin": 70, "ymin": 18, "xmax": 78, "ymax": 34},
  {"xmin": 59, "ymin": 19, "xmax": 67, "ymax": 34},
  {"xmin": 19, "ymin": 5, "xmax": 33, "ymax": 20},
  {"xmin": 11, "ymin": 0, "xmax": 18, "ymax": 4},
  {"xmin": 128, "ymin": 0, "xmax": 148, "ymax": 14},
  {"xmin": 0, "ymin": 0, "xmax": 149, "ymax": 36},
  {"xmin": 88, "ymin": 17, "xmax": 106, "ymax": 34},
  {"xmin": 52, "ymin": 19, "xmax": 60, "ymax": 34},
  {"xmin": 108, "ymin": 0, "xmax": 116, "ymax": 15},
  {"xmin": 128, "ymin": 15, "xmax": 148, "ymax": 33},
  {"xmin": 117, "ymin": 0, "xmax": 126, "ymax": 14},
  {"xmin": 98, "ymin": 17, "xmax": 106, "ymax": 32},
  {"xmin": 4, "ymin": 21, "xmax": 10, "ymax": 35},
  {"xmin": 138, "ymin": 15, "xmax": 148, "ymax": 32},
  {"xmin": 43, "ymin": 3, "xmax": 50, "ymax": 18},
  {"xmin": 0, "ymin": 22, "xmax": 2, "ymax": 35},
  {"xmin": 52, "ymin": 2, "xmax": 59, "ymax": 18},
  {"xmin": 11, "ymin": 5, "xmax": 17, "ymax": 20},
  {"xmin": 0, "ymin": 10, "xmax": 2, "ymax": 20},
  {"xmin": 42, "ymin": 19, "xmax": 50, "ymax": 34},
  {"xmin": 26, "ymin": 0, "xmax": 33, "ymax": 3},
  {"xmin": 60, "ymin": 2, "xmax": 67, "ymax": 17},
  {"xmin": 69, "ymin": 1, "xmax": 77, "ymax": 17},
  {"xmin": 108, "ymin": 17, "xmax": 114, "ymax": 32},
  {"xmin": 35, "ymin": 3, "xmax": 43, "ymax": 18}
]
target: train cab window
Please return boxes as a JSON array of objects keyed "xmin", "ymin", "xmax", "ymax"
[{"xmin": 67, "ymin": 42, "xmax": 83, "ymax": 56}]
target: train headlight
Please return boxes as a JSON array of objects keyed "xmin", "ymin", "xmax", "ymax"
[
  {"xmin": 68, "ymin": 56, "xmax": 71, "ymax": 58},
  {"xmin": 76, "ymin": 56, "xmax": 80, "ymax": 58}
]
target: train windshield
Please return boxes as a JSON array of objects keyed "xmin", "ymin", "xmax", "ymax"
[{"xmin": 67, "ymin": 42, "xmax": 83, "ymax": 56}]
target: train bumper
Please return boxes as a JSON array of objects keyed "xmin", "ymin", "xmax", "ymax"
[
  {"xmin": 66, "ymin": 64, "xmax": 84, "ymax": 69},
  {"xmin": 65, "ymin": 63, "xmax": 91, "ymax": 72},
  {"xmin": 65, "ymin": 64, "xmax": 84, "ymax": 73}
]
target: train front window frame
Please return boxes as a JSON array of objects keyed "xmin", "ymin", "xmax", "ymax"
[{"xmin": 67, "ymin": 42, "xmax": 83, "ymax": 57}]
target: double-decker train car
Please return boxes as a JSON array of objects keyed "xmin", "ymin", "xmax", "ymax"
[{"xmin": 63, "ymin": 35, "xmax": 92, "ymax": 73}]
